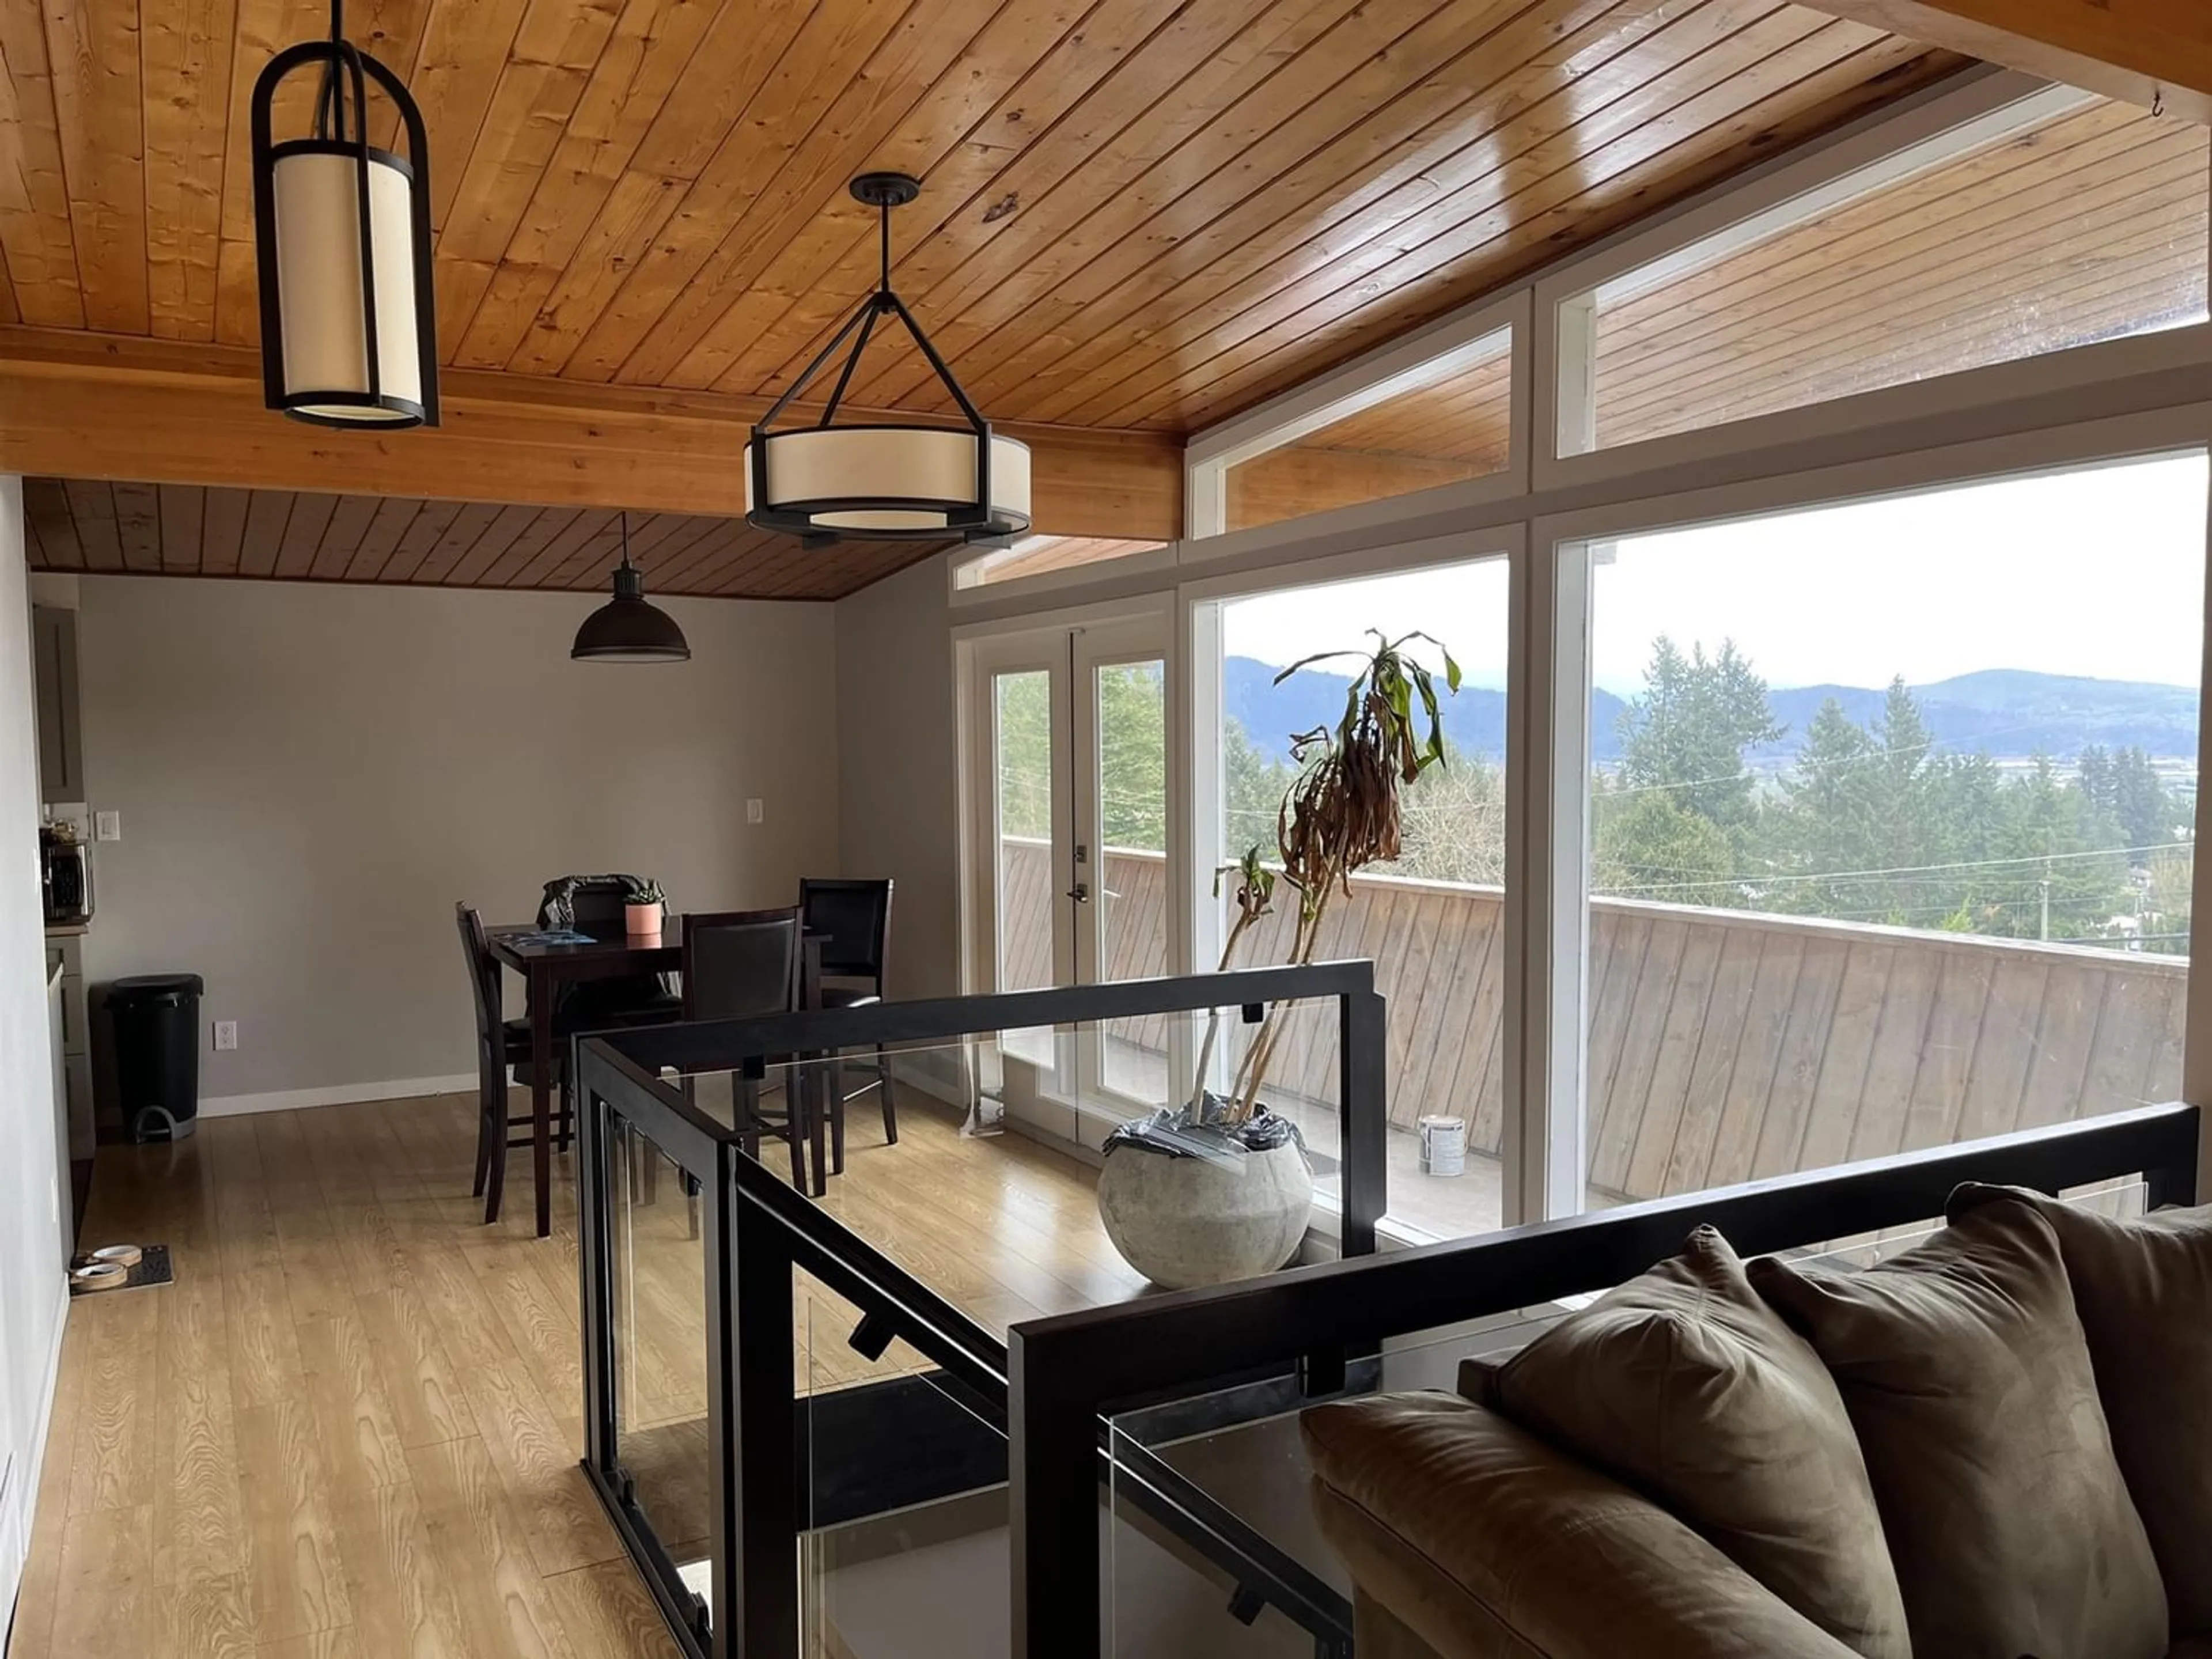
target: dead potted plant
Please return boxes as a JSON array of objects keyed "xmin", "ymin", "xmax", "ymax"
[{"xmin": 1096, "ymin": 631, "xmax": 1459, "ymax": 1289}]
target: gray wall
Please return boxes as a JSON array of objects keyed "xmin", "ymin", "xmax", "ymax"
[
  {"xmin": 75, "ymin": 575, "xmax": 839, "ymax": 1103},
  {"xmin": 0, "ymin": 477, "xmax": 69, "ymax": 1608},
  {"xmin": 836, "ymin": 552, "xmax": 961, "ymax": 1000}
]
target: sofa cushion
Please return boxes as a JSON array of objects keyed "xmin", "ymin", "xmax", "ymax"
[
  {"xmin": 1950, "ymin": 1184, "xmax": 2212, "ymax": 1635},
  {"xmin": 1475, "ymin": 1226, "xmax": 1907, "ymax": 1658},
  {"xmin": 1749, "ymin": 1201, "xmax": 2167, "ymax": 1659},
  {"xmin": 1302, "ymin": 1392, "xmax": 1865, "ymax": 1659}
]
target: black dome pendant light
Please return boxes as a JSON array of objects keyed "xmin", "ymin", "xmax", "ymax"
[{"xmin": 571, "ymin": 515, "xmax": 691, "ymax": 663}]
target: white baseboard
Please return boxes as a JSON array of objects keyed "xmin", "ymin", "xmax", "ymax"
[
  {"xmin": 199, "ymin": 1072, "xmax": 476, "ymax": 1119},
  {"xmin": 4, "ymin": 1278, "xmax": 70, "ymax": 1623},
  {"xmin": 885, "ymin": 1047, "xmax": 968, "ymax": 1109}
]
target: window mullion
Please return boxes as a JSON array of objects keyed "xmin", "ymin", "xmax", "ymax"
[{"xmin": 1503, "ymin": 529, "xmax": 1592, "ymax": 1224}]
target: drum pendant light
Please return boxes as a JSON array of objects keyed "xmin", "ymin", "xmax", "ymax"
[
  {"xmin": 250, "ymin": 0, "xmax": 438, "ymax": 429},
  {"xmin": 745, "ymin": 173, "xmax": 1030, "ymax": 545},
  {"xmin": 572, "ymin": 516, "xmax": 691, "ymax": 664}
]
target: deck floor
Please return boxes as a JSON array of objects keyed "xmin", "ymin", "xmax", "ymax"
[{"xmin": 7, "ymin": 1085, "xmax": 1142, "ymax": 1658}]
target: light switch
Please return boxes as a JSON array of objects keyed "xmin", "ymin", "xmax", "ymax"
[
  {"xmin": 746, "ymin": 798, "xmax": 764, "ymax": 824},
  {"xmin": 94, "ymin": 810, "xmax": 120, "ymax": 842}
]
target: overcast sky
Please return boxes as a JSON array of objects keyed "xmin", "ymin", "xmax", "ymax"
[{"xmin": 1222, "ymin": 453, "xmax": 2209, "ymax": 697}]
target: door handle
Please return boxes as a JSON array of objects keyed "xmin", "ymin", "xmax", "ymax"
[{"xmin": 1066, "ymin": 883, "xmax": 1090, "ymax": 903}]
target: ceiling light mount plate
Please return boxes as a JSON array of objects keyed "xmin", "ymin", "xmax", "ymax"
[{"xmin": 851, "ymin": 171, "xmax": 921, "ymax": 210}]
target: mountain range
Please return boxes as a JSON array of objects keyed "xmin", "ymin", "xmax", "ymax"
[{"xmin": 1224, "ymin": 657, "xmax": 2202, "ymax": 768}]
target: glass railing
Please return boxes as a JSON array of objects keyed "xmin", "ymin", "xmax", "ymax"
[
  {"xmin": 575, "ymin": 962, "xmax": 2194, "ymax": 1659},
  {"xmin": 572, "ymin": 963, "xmax": 1391, "ymax": 1659}
]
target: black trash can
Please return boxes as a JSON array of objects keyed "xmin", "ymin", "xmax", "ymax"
[{"xmin": 107, "ymin": 973, "xmax": 204, "ymax": 1142}]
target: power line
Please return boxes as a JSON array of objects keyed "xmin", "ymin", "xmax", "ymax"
[{"xmin": 1625, "ymin": 840, "xmax": 2180, "ymax": 894}]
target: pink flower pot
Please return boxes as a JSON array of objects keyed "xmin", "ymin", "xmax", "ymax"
[{"xmin": 625, "ymin": 900, "xmax": 662, "ymax": 943}]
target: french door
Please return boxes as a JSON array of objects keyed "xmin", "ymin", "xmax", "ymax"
[{"xmin": 967, "ymin": 613, "xmax": 1175, "ymax": 1130}]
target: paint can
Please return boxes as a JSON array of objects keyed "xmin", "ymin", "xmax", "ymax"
[{"xmin": 1419, "ymin": 1115, "xmax": 1467, "ymax": 1177}]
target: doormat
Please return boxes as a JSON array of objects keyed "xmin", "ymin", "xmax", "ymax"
[{"xmin": 67, "ymin": 1243, "xmax": 173, "ymax": 1297}]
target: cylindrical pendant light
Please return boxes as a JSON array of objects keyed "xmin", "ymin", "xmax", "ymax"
[
  {"xmin": 251, "ymin": 0, "xmax": 438, "ymax": 429},
  {"xmin": 745, "ymin": 174, "xmax": 1030, "ymax": 544},
  {"xmin": 572, "ymin": 516, "xmax": 691, "ymax": 663}
]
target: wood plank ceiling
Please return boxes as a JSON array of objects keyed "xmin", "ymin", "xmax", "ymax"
[
  {"xmin": 19, "ymin": 479, "xmax": 956, "ymax": 600},
  {"xmin": 2, "ymin": 0, "xmax": 1965, "ymax": 597}
]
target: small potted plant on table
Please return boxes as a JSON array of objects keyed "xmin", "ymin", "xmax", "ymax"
[
  {"xmin": 1095, "ymin": 631, "xmax": 1459, "ymax": 1289},
  {"xmin": 623, "ymin": 878, "xmax": 665, "ymax": 944}
]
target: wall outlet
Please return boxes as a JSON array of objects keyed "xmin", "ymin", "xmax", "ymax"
[
  {"xmin": 746, "ymin": 798, "xmax": 764, "ymax": 824},
  {"xmin": 213, "ymin": 1020, "xmax": 237, "ymax": 1051},
  {"xmin": 94, "ymin": 810, "xmax": 120, "ymax": 842}
]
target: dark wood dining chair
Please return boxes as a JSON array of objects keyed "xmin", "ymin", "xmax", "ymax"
[
  {"xmin": 456, "ymin": 902, "xmax": 565, "ymax": 1226},
  {"xmin": 681, "ymin": 907, "xmax": 814, "ymax": 1192},
  {"xmin": 798, "ymin": 876, "xmax": 896, "ymax": 1172}
]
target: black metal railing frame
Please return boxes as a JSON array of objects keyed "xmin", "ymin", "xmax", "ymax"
[
  {"xmin": 1004, "ymin": 1099, "xmax": 2202, "ymax": 1656},
  {"xmin": 573, "ymin": 961, "xmax": 1391, "ymax": 1659}
]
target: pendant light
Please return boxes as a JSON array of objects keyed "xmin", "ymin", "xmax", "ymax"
[
  {"xmin": 745, "ymin": 174, "xmax": 1030, "ymax": 544},
  {"xmin": 572, "ymin": 516, "xmax": 691, "ymax": 663},
  {"xmin": 250, "ymin": 0, "xmax": 438, "ymax": 429}
]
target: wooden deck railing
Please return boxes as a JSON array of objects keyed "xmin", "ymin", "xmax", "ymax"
[{"xmin": 997, "ymin": 839, "xmax": 2186, "ymax": 1203}]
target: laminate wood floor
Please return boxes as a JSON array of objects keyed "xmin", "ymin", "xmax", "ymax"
[{"xmin": 7, "ymin": 1086, "xmax": 1139, "ymax": 1658}]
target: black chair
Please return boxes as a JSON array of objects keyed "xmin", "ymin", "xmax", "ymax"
[
  {"xmin": 799, "ymin": 877, "xmax": 896, "ymax": 1168},
  {"xmin": 457, "ymin": 902, "xmax": 565, "ymax": 1226},
  {"xmin": 682, "ymin": 907, "xmax": 815, "ymax": 1192}
]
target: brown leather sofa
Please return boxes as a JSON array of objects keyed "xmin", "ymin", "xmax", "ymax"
[{"xmin": 1303, "ymin": 1185, "xmax": 2212, "ymax": 1659}]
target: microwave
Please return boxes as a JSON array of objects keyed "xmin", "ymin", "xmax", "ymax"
[{"xmin": 40, "ymin": 828, "xmax": 91, "ymax": 926}]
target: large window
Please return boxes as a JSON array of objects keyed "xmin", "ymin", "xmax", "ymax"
[
  {"xmin": 1559, "ymin": 97, "xmax": 2209, "ymax": 456},
  {"xmin": 1209, "ymin": 559, "xmax": 1510, "ymax": 1239},
  {"xmin": 1582, "ymin": 454, "xmax": 2205, "ymax": 1206}
]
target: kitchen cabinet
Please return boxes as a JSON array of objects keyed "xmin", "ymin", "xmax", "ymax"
[
  {"xmin": 44, "ymin": 938, "xmax": 92, "ymax": 1166},
  {"xmin": 30, "ymin": 607, "xmax": 82, "ymax": 805}
]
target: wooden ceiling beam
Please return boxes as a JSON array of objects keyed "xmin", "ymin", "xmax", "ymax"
[
  {"xmin": 1797, "ymin": 0, "xmax": 2212, "ymax": 122},
  {"xmin": 0, "ymin": 327, "xmax": 1183, "ymax": 540}
]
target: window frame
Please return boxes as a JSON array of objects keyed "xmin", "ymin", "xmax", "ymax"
[
  {"xmin": 1531, "ymin": 70, "xmax": 2149, "ymax": 482},
  {"xmin": 1184, "ymin": 290, "xmax": 1533, "ymax": 546},
  {"xmin": 942, "ymin": 62, "xmax": 2212, "ymax": 1219},
  {"xmin": 1530, "ymin": 404, "xmax": 2212, "ymax": 1214}
]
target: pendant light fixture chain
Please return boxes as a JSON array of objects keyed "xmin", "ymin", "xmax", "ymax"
[{"xmin": 313, "ymin": 0, "xmax": 344, "ymax": 141}]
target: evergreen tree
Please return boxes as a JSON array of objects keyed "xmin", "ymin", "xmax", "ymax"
[
  {"xmin": 1593, "ymin": 781, "xmax": 1737, "ymax": 902},
  {"xmin": 2078, "ymin": 744, "xmax": 2114, "ymax": 818},
  {"xmin": 2111, "ymin": 746, "xmax": 2178, "ymax": 859},
  {"xmin": 1613, "ymin": 636, "xmax": 1783, "ymax": 833},
  {"xmin": 993, "ymin": 671, "xmax": 1053, "ymax": 840},
  {"xmin": 1096, "ymin": 662, "xmax": 1166, "ymax": 850},
  {"xmin": 1770, "ymin": 697, "xmax": 1885, "ymax": 918}
]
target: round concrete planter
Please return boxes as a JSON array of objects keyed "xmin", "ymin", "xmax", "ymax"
[{"xmin": 1096, "ymin": 1135, "xmax": 1315, "ymax": 1291}]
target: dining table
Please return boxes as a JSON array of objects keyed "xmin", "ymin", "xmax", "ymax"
[{"xmin": 486, "ymin": 917, "xmax": 824, "ymax": 1238}]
